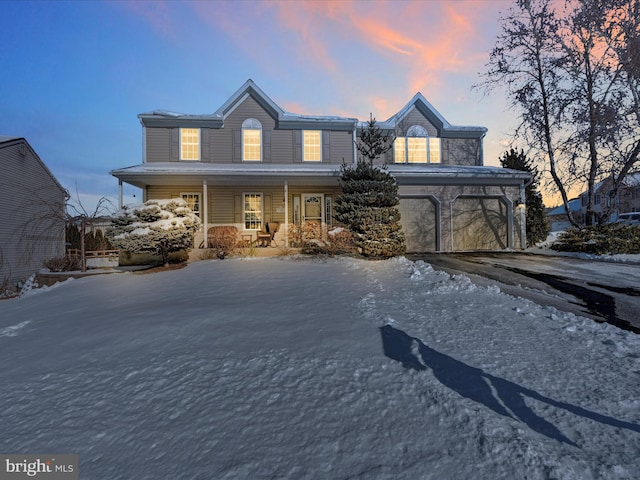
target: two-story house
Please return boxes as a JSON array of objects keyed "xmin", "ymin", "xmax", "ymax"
[
  {"xmin": 111, "ymin": 80, "xmax": 530, "ymax": 253},
  {"xmin": 577, "ymin": 173, "xmax": 640, "ymax": 222}
]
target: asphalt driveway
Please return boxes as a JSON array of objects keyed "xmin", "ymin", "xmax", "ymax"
[{"xmin": 409, "ymin": 252, "xmax": 640, "ymax": 333}]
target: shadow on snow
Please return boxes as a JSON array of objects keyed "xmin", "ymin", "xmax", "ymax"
[{"xmin": 379, "ymin": 324, "xmax": 640, "ymax": 446}]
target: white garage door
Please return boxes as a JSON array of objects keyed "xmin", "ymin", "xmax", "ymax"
[
  {"xmin": 452, "ymin": 197, "xmax": 508, "ymax": 251},
  {"xmin": 398, "ymin": 198, "xmax": 438, "ymax": 253}
]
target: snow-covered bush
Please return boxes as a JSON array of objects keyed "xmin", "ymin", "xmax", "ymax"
[{"xmin": 107, "ymin": 199, "xmax": 201, "ymax": 266}]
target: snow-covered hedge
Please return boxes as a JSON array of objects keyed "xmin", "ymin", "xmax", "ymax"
[{"xmin": 107, "ymin": 199, "xmax": 201, "ymax": 265}]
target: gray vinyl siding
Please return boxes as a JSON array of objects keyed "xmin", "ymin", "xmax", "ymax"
[
  {"xmin": 448, "ymin": 138, "xmax": 482, "ymax": 166},
  {"xmin": 380, "ymin": 107, "xmax": 481, "ymax": 166},
  {"xmin": 225, "ymin": 95, "xmax": 276, "ymax": 164},
  {"xmin": 0, "ymin": 140, "xmax": 65, "ymax": 288},
  {"xmin": 208, "ymin": 128, "xmax": 232, "ymax": 163},
  {"xmin": 328, "ymin": 131, "xmax": 353, "ymax": 164},
  {"xmin": 146, "ymin": 186, "xmax": 203, "ymax": 207},
  {"xmin": 145, "ymin": 128, "xmax": 172, "ymax": 162},
  {"xmin": 143, "ymin": 96, "xmax": 356, "ymax": 165},
  {"xmin": 397, "ymin": 107, "xmax": 438, "ymax": 137},
  {"xmin": 271, "ymin": 130, "xmax": 294, "ymax": 164},
  {"xmin": 147, "ymin": 184, "xmax": 344, "ymax": 231}
]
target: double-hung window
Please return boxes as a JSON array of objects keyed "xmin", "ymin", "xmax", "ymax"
[
  {"xmin": 242, "ymin": 118, "xmax": 262, "ymax": 162},
  {"xmin": 394, "ymin": 125, "xmax": 440, "ymax": 164},
  {"xmin": 303, "ymin": 130, "xmax": 322, "ymax": 162},
  {"xmin": 180, "ymin": 128, "xmax": 200, "ymax": 161},
  {"xmin": 181, "ymin": 193, "xmax": 200, "ymax": 218},
  {"xmin": 244, "ymin": 193, "xmax": 263, "ymax": 230}
]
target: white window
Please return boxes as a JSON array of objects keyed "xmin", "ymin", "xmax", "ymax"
[
  {"xmin": 394, "ymin": 125, "xmax": 440, "ymax": 164},
  {"xmin": 181, "ymin": 193, "xmax": 200, "ymax": 218},
  {"xmin": 303, "ymin": 130, "xmax": 322, "ymax": 161},
  {"xmin": 394, "ymin": 137, "xmax": 406, "ymax": 164},
  {"xmin": 429, "ymin": 137, "xmax": 441, "ymax": 164},
  {"xmin": 244, "ymin": 193, "xmax": 263, "ymax": 230},
  {"xmin": 407, "ymin": 137, "xmax": 427, "ymax": 163},
  {"xmin": 242, "ymin": 118, "xmax": 262, "ymax": 162},
  {"xmin": 180, "ymin": 128, "xmax": 200, "ymax": 161}
]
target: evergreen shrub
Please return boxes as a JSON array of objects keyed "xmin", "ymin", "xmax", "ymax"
[
  {"xmin": 551, "ymin": 224, "xmax": 640, "ymax": 254},
  {"xmin": 334, "ymin": 161, "xmax": 405, "ymax": 258}
]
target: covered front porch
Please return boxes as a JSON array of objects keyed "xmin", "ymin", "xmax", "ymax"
[{"xmin": 111, "ymin": 163, "xmax": 345, "ymax": 251}]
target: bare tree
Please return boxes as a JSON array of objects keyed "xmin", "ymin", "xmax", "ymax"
[
  {"xmin": 66, "ymin": 186, "xmax": 115, "ymax": 272},
  {"xmin": 477, "ymin": 0, "xmax": 640, "ymax": 227}
]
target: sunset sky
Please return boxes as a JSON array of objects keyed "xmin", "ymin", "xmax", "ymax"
[{"xmin": 1, "ymin": 0, "xmax": 532, "ymax": 211}]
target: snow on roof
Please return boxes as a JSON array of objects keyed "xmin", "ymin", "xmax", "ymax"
[
  {"xmin": 139, "ymin": 110, "xmax": 222, "ymax": 120},
  {"xmin": 111, "ymin": 162, "xmax": 530, "ymax": 184},
  {"xmin": 378, "ymin": 93, "xmax": 487, "ymax": 137},
  {"xmin": 546, "ymin": 198, "xmax": 582, "ymax": 216},
  {"xmin": 137, "ymin": 80, "xmax": 484, "ymax": 130},
  {"xmin": 623, "ymin": 172, "xmax": 640, "ymax": 187}
]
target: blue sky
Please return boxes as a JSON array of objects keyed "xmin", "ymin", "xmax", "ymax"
[{"xmin": 0, "ymin": 0, "xmax": 522, "ymax": 212}]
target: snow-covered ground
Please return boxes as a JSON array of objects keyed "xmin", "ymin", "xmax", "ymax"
[
  {"xmin": 529, "ymin": 231, "xmax": 640, "ymax": 264},
  {"xmin": 1, "ymin": 256, "xmax": 639, "ymax": 479}
]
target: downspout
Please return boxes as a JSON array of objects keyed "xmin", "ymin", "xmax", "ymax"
[
  {"xmin": 142, "ymin": 124, "xmax": 147, "ymax": 163},
  {"xmin": 519, "ymin": 175, "xmax": 534, "ymax": 250},
  {"xmin": 118, "ymin": 179, "xmax": 123, "ymax": 209},
  {"xmin": 203, "ymin": 179, "xmax": 208, "ymax": 247},
  {"xmin": 352, "ymin": 123, "xmax": 358, "ymax": 165},
  {"xmin": 284, "ymin": 180, "xmax": 289, "ymax": 248}
]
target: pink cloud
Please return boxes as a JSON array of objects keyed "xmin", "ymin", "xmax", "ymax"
[
  {"xmin": 266, "ymin": 1, "xmax": 499, "ymax": 102},
  {"xmin": 270, "ymin": 1, "xmax": 340, "ymax": 72}
]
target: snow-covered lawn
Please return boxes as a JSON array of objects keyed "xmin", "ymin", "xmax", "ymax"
[{"xmin": 1, "ymin": 256, "xmax": 639, "ymax": 479}]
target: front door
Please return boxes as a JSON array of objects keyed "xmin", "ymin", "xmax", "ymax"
[{"xmin": 302, "ymin": 193, "xmax": 325, "ymax": 239}]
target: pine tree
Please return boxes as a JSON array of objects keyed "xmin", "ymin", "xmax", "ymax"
[
  {"xmin": 357, "ymin": 114, "xmax": 394, "ymax": 165},
  {"xmin": 334, "ymin": 116, "xmax": 405, "ymax": 257},
  {"xmin": 500, "ymin": 149, "xmax": 550, "ymax": 246},
  {"xmin": 107, "ymin": 199, "xmax": 200, "ymax": 266}
]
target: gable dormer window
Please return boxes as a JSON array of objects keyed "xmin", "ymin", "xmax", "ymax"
[
  {"xmin": 394, "ymin": 125, "xmax": 440, "ymax": 164},
  {"xmin": 242, "ymin": 118, "xmax": 262, "ymax": 162},
  {"xmin": 180, "ymin": 128, "xmax": 200, "ymax": 161}
]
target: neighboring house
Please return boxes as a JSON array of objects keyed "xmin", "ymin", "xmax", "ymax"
[
  {"xmin": 0, "ymin": 137, "xmax": 66, "ymax": 289},
  {"xmin": 577, "ymin": 173, "xmax": 640, "ymax": 221},
  {"xmin": 546, "ymin": 199, "xmax": 583, "ymax": 232},
  {"xmin": 111, "ymin": 80, "xmax": 531, "ymax": 253}
]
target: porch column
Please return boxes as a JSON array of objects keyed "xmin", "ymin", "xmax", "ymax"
[
  {"xmin": 118, "ymin": 179, "xmax": 123, "ymax": 209},
  {"xmin": 284, "ymin": 180, "xmax": 289, "ymax": 248},
  {"xmin": 519, "ymin": 180, "xmax": 527, "ymax": 250},
  {"xmin": 202, "ymin": 179, "xmax": 208, "ymax": 247},
  {"xmin": 507, "ymin": 197, "xmax": 515, "ymax": 250},
  {"xmin": 352, "ymin": 125, "xmax": 358, "ymax": 165}
]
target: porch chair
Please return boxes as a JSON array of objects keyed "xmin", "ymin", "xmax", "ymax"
[{"xmin": 255, "ymin": 221, "xmax": 280, "ymax": 247}]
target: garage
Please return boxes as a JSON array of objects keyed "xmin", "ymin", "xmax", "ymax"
[
  {"xmin": 398, "ymin": 197, "xmax": 439, "ymax": 253},
  {"xmin": 452, "ymin": 196, "xmax": 509, "ymax": 251}
]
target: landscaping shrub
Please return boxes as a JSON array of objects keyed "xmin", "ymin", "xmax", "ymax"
[
  {"xmin": 44, "ymin": 255, "xmax": 83, "ymax": 272},
  {"xmin": 107, "ymin": 199, "xmax": 200, "ymax": 266},
  {"xmin": 551, "ymin": 224, "xmax": 640, "ymax": 254},
  {"xmin": 207, "ymin": 226, "xmax": 239, "ymax": 259}
]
